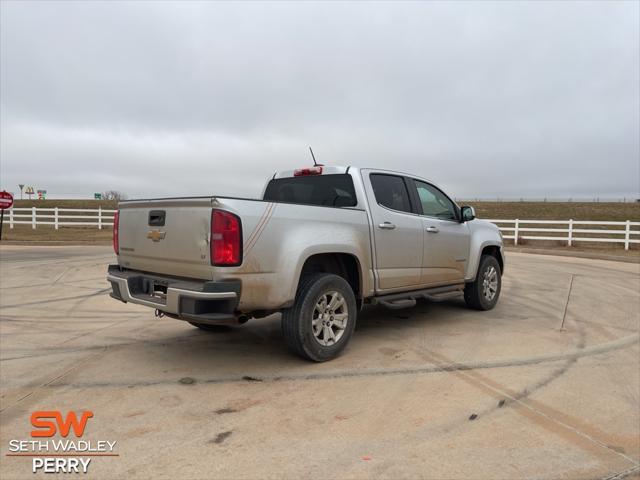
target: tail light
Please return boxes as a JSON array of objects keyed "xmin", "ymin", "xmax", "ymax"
[
  {"xmin": 294, "ymin": 166, "xmax": 323, "ymax": 176},
  {"xmin": 113, "ymin": 210, "xmax": 119, "ymax": 255},
  {"xmin": 211, "ymin": 210, "xmax": 242, "ymax": 266}
]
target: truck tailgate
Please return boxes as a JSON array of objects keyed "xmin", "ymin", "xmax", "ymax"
[{"xmin": 117, "ymin": 198, "xmax": 215, "ymax": 280}]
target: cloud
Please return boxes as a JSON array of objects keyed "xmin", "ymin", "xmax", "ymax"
[{"xmin": 1, "ymin": 0, "xmax": 638, "ymax": 199}]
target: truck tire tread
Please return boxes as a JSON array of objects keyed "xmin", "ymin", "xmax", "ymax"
[
  {"xmin": 464, "ymin": 254, "xmax": 501, "ymax": 310},
  {"xmin": 282, "ymin": 273, "xmax": 356, "ymax": 362}
]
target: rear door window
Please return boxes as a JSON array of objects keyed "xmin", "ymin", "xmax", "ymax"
[
  {"xmin": 263, "ymin": 174, "xmax": 357, "ymax": 207},
  {"xmin": 369, "ymin": 174, "xmax": 413, "ymax": 213}
]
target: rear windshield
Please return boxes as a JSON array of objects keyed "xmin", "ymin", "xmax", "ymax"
[{"xmin": 263, "ymin": 174, "xmax": 357, "ymax": 207}]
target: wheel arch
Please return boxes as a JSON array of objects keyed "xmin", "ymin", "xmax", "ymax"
[
  {"xmin": 481, "ymin": 245, "xmax": 504, "ymax": 274},
  {"xmin": 298, "ymin": 252, "xmax": 363, "ymax": 302},
  {"xmin": 466, "ymin": 241, "xmax": 505, "ymax": 281}
]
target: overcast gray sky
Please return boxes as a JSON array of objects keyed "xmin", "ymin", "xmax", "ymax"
[{"xmin": 1, "ymin": 0, "xmax": 638, "ymax": 200}]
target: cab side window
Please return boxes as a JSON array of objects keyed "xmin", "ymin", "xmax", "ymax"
[
  {"xmin": 370, "ymin": 174, "xmax": 413, "ymax": 213},
  {"xmin": 414, "ymin": 180, "xmax": 458, "ymax": 220}
]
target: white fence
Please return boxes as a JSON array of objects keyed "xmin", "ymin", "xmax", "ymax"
[
  {"xmin": 488, "ymin": 219, "xmax": 639, "ymax": 250},
  {"xmin": 3, "ymin": 208, "xmax": 639, "ymax": 250},
  {"xmin": 6, "ymin": 207, "xmax": 116, "ymax": 229}
]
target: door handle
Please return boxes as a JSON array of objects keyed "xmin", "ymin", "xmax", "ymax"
[
  {"xmin": 378, "ymin": 222, "xmax": 396, "ymax": 230},
  {"xmin": 426, "ymin": 226, "xmax": 439, "ymax": 233}
]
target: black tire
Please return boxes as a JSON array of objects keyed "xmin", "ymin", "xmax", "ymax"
[
  {"xmin": 464, "ymin": 255, "xmax": 502, "ymax": 310},
  {"xmin": 188, "ymin": 322, "xmax": 232, "ymax": 332},
  {"xmin": 282, "ymin": 273, "xmax": 357, "ymax": 362}
]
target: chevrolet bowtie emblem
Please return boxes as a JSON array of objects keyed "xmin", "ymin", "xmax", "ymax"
[{"xmin": 147, "ymin": 230, "xmax": 166, "ymax": 242}]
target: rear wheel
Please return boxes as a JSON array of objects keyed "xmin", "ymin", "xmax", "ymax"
[
  {"xmin": 282, "ymin": 273, "xmax": 357, "ymax": 362},
  {"xmin": 464, "ymin": 255, "xmax": 502, "ymax": 310}
]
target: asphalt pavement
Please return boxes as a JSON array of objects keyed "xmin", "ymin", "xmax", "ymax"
[{"xmin": 0, "ymin": 246, "xmax": 638, "ymax": 479}]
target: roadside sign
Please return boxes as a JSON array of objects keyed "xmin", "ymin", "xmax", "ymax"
[
  {"xmin": 25, "ymin": 186, "xmax": 35, "ymax": 200},
  {"xmin": 37, "ymin": 189, "xmax": 47, "ymax": 200},
  {"xmin": 94, "ymin": 193, "xmax": 102, "ymax": 200},
  {"xmin": 0, "ymin": 191, "xmax": 13, "ymax": 241},
  {"xmin": 18, "ymin": 184, "xmax": 24, "ymax": 200},
  {"xmin": 0, "ymin": 191, "xmax": 13, "ymax": 210}
]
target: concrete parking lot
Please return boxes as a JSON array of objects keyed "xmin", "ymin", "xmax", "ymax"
[{"xmin": 0, "ymin": 246, "xmax": 638, "ymax": 479}]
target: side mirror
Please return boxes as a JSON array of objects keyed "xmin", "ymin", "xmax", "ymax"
[{"xmin": 461, "ymin": 205, "xmax": 476, "ymax": 222}]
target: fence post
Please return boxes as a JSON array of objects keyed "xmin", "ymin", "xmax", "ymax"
[
  {"xmin": 514, "ymin": 219, "xmax": 519, "ymax": 246},
  {"xmin": 9, "ymin": 208, "xmax": 13, "ymax": 229},
  {"xmin": 54, "ymin": 207, "xmax": 59, "ymax": 230},
  {"xmin": 32, "ymin": 207, "xmax": 36, "ymax": 229},
  {"xmin": 98, "ymin": 206, "xmax": 102, "ymax": 230},
  {"xmin": 624, "ymin": 220, "xmax": 631, "ymax": 251},
  {"xmin": 568, "ymin": 219, "xmax": 573, "ymax": 247}
]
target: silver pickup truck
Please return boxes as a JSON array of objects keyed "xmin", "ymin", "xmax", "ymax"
[{"xmin": 107, "ymin": 166, "xmax": 504, "ymax": 361}]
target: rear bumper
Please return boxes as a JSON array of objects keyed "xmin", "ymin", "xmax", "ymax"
[{"xmin": 107, "ymin": 265, "xmax": 240, "ymax": 324}]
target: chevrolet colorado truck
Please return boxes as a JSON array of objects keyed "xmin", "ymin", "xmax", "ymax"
[{"xmin": 107, "ymin": 166, "xmax": 504, "ymax": 361}]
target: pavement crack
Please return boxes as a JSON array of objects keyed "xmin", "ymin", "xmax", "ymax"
[{"xmin": 560, "ymin": 273, "xmax": 575, "ymax": 330}]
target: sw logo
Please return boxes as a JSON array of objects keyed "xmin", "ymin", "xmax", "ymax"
[
  {"xmin": 6, "ymin": 410, "xmax": 118, "ymax": 474},
  {"xmin": 8, "ymin": 410, "xmax": 117, "ymax": 474},
  {"xmin": 31, "ymin": 411, "xmax": 94, "ymax": 438}
]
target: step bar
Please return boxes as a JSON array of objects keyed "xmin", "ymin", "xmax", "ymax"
[{"xmin": 372, "ymin": 283, "xmax": 465, "ymax": 310}]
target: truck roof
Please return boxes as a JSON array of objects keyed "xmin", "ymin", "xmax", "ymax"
[
  {"xmin": 273, "ymin": 165, "xmax": 436, "ymax": 185},
  {"xmin": 272, "ymin": 165, "xmax": 351, "ymax": 179}
]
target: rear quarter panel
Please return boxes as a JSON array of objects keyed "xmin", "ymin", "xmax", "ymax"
[{"xmin": 214, "ymin": 199, "xmax": 374, "ymax": 311}]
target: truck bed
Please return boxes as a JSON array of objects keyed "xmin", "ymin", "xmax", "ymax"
[{"xmin": 116, "ymin": 196, "xmax": 373, "ymax": 309}]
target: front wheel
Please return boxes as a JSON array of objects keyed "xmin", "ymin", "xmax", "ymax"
[
  {"xmin": 282, "ymin": 273, "xmax": 357, "ymax": 362},
  {"xmin": 464, "ymin": 255, "xmax": 502, "ymax": 310}
]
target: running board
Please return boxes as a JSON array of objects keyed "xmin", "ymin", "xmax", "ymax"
[{"xmin": 372, "ymin": 284, "xmax": 465, "ymax": 310}]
